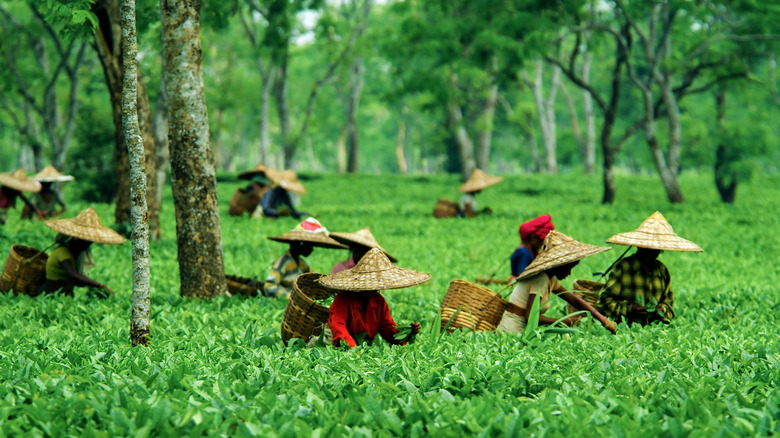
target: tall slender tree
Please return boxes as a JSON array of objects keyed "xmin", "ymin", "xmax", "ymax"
[
  {"xmin": 161, "ymin": 0, "xmax": 226, "ymax": 298},
  {"xmin": 121, "ymin": 0, "xmax": 150, "ymax": 347}
]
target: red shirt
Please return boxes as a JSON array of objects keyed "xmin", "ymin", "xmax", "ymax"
[{"xmin": 328, "ymin": 292, "xmax": 399, "ymax": 348}]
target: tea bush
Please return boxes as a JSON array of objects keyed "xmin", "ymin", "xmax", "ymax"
[{"xmin": 0, "ymin": 171, "xmax": 777, "ymax": 436}]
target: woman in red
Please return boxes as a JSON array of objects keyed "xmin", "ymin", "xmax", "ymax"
[{"xmin": 318, "ymin": 248, "xmax": 430, "ymax": 348}]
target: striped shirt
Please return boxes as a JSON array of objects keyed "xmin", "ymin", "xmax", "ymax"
[
  {"xmin": 263, "ymin": 251, "xmax": 310, "ymax": 298},
  {"xmin": 599, "ymin": 254, "xmax": 674, "ymax": 324}
]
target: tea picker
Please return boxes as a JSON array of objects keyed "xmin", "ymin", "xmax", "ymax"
[
  {"xmin": 0, "ymin": 169, "xmax": 44, "ymax": 224},
  {"xmin": 598, "ymin": 211, "xmax": 703, "ymax": 326}
]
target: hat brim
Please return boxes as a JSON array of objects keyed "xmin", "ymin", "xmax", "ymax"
[
  {"xmin": 36, "ymin": 175, "xmax": 75, "ymax": 182},
  {"xmin": 517, "ymin": 241, "xmax": 610, "ymax": 281},
  {"xmin": 606, "ymin": 232, "xmax": 703, "ymax": 252},
  {"xmin": 45, "ymin": 219, "xmax": 126, "ymax": 244},
  {"xmin": 318, "ymin": 266, "xmax": 430, "ymax": 291},
  {"xmin": 458, "ymin": 176, "xmax": 503, "ymax": 193},
  {"xmin": 0, "ymin": 173, "xmax": 41, "ymax": 192},
  {"xmin": 329, "ymin": 232, "xmax": 398, "ymax": 263},
  {"xmin": 267, "ymin": 232, "xmax": 347, "ymax": 249}
]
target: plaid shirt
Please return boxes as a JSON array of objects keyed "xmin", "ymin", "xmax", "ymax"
[
  {"xmin": 599, "ymin": 254, "xmax": 674, "ymax": 323},
  {"xmin": 263, "ymin": 251, "xmax": 310, "ymax": 298}
]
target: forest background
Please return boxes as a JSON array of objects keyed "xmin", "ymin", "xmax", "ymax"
[{"xmin": 2, "ymin": 0, "xmax": 780, "ymax": 210}]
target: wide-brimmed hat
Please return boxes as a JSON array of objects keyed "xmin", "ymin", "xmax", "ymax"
[
  {"xmin": 266, "ymin": 168, "xmax": 306, "ymax": 194},
  {"xmin": 238, "ymin": 164, "xmax": 269, "ymax": 181},
  {"xmin": 318, "ymin": 247, "xmax": 430, "ymax": 291},
  {"xmin": 516, "ymin": 231, "xmax": 611, "ymax": 280},
  {"xmin": 329, "ymin": 227, "xmax": 398, "ymax": 263},
  {"xmin": 458, "ymin": 169, "xmax": 503, "ymax": 193},
  {"xmin": 0, "ymin": 169, "xmax": 42, "ymax": 192},
  {"xmin": 45, "ymin": 207, "xmax": 126, "ymax": 244},
  {"xmin": 267, "ymin": 217, "xmax": 347, "ymax": 249},
  {"xmin": 606, "ymin": 211, "xmax": 703, "ymax": 252},
  {"xmin": 33, "ymin": 165, "xmax": 75, "ymax": 182}
]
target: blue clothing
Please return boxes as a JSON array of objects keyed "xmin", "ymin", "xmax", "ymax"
[
  {"xmin": 510, "ymin": 246, "xmax": 535, "ymax": 276},
  {"xmin": 261, "ymin": 186, "xmax": 300, "ymax": 218}
]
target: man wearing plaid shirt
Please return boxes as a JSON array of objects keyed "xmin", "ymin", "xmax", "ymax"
[{"xmin": 599, "ymin": 248, "xmax": 674, "ymax": 325}]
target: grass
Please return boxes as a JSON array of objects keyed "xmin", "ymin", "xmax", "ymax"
[{"xmin": 0, "ymin": 171, "xmax": 778, "ymax": 436}]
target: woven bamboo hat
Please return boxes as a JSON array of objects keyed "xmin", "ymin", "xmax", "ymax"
[
  {"xmin": 329, "ymin": 227, "xmax": 398, "ymax": 263},
  {"xmin": 0, "ymin": 169, "xmax": 42, "ymax": 192},
  {"xmin": 45, "ymin": 207, "xmax": 126, "ymax": 244},
  {"xmin": 516, "ymin": 231, "xmax": 611, "ymax": 280},
  {"xmin": 238, "ymin": 164, "xmax": 269, "ymax": 181},
  {"xmin": 268, "ymin": 217, "xmax": 347, "ymax": 249},
  {"xmin": 266, "ymin": 168, "xmax": 306, "ymax": 194},
  {"xmin": 33, "ymin": 165, "xmax": 75, "ymax": 182},
  {"xmin": 458, "ymin": 169, "xmax": 503, "ymax": 193},
  {"xmin": 606, "ymin": 211, "xmax": 703, "ymax": 252},
  {"xmin": 318, "ymin": 247, "xmax": 430, "ymax": 291}
]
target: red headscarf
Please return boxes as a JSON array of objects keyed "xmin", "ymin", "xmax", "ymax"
[{"xmin": 519, "ymin": 214, "xmax": 554, "ymax": 242}]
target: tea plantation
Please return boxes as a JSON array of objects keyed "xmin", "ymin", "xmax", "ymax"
[{"xmin": 0, "ymin": 171, "xmax": 777, "ymax": 436}]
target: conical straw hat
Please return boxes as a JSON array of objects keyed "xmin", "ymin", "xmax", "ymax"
[
  {"xmin": 606, "ymin": 211, "xmax": 703, "ymax": 252},
  {"xmin": 458, "ymin": 169, "xmax": 503, "ymax": 193},
  {"xmin": 237, "ymin": 164, "xmax": 269, "ymax": 181},
  {"xmin": 0, "ymin": 169, "xmax": 42, "ymax": 192},
  {"xmin": 45, "ymin": 207, "xmax": 127, "ymax": 244},
  {"xmin": 318, "ymin": 248, "xmax": 430, "ymax": 291},
  {"xmin": 266, "ymin": 168, "xmax": 306, "ymax": 194},
  {"xmin": 516, "ymin": 231, "xmax": 611, "ymax": 280},
  {"xmin": 33, "ymin": 165, "xmax": 74, "ymax": 182},
  {"xmin": 267, "ymin": 217, "xmax": 347, "ymax": 249},
  {"xmin": 329, "ymin": 227, "xmax": 398, "ymax": 262}
]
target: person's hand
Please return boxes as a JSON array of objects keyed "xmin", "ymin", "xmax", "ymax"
[
  {"xmin": 630, "ymin": 303, "xmax": 647, "ymax": 318},
  {"xmin": 101, "ymin": 284, "xmax": 114, "ymax": 295},
  {"xmin": 410, "ymin": 322, "xmax": 421, "ymax": 335}
]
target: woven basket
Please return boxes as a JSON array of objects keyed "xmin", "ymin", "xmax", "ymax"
[
  {"xmin": 433, "ymin": 198, "xmax": 459, "ymax": 218},
  {"xmin": 226, "ymin": 274, "xmax": 262, "ymax": 297},
  {"xmin": 440, "ymin": 279, "xmax": 508, "ymax": 332},
  {"xmin": 0, "ymin": 245, "xmax": 48, "ymax": 296},
  {"xmin": 228, "ymin": 186, "xmax": 268, "ymax": 217},
  {"xmin": 566, "ymin": 279, "xmax": 604, "ymax": 314},
  {"xmin": 280, "ymin": 273, "xmax": 335, "ymax": 344}
]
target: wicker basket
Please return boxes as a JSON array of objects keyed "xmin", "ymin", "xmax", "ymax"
[
  {"xmin": 228, "ymin": 186, "xmax": 268, "ymax": 217},
  {"xmin": 433, "ymin": 198, "xmax": 459, "ymax": 218},
  {"xmin": 226, "ymin": 274, "xmax": 263, "ymax": 297},
  {"xmin": 566, "ymin": 279, "xmax": 604, "ymax": 314},
  {"xmin": 280, "ymin": 273, "xmax": 335, "ymax": 344},
  {"xmin": 440, "ymin": 279, "xmax": 508, "ymax": 332},
  {"xmin": 0, "ymin": 245, "xmax": 48, "ymax": 296}
]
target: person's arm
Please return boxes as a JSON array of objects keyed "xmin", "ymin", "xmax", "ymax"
[
  {"xmin": 598, "ymin": 264, "xmax": 641, "ymax": 320},
  {"xmin": 376, "ymin": 297, "xmax": 401, "ymax": 344},
  {"xmin": 559, "ymin": 291, "xmax": 617, "ymax": 333},
  {"xmin": 54, "ymin": 191, "xmax": 66, "ymax": 216},
  {"xmin": 523, "ymin": 292, "xmax": 577, "ymax": 327},
  {"xmin": 17, "ymin": 193, "xmax": 44, "ymax": 219},
  {"xmin": 329, "ymin": 294, "xmax": 357, "ymax": 348},
  {"xmin": 260, "ymin": 188, "xmax": 279, "ymax": 217},
  {"xmin": 263, "ymin": 256, "xmax": 285, "ymax": 298},
  {"xmin": 654, "ymin": 265, "xmax": 674, "ymax": 324},
  {"xmin": 61, "ymin": 259, "xmax": 112, "ymax": 292}
]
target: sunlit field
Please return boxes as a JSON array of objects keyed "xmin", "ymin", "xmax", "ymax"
[{"xmin": 0, "ymin": 171, "xmax": 777, "ymax": 436}]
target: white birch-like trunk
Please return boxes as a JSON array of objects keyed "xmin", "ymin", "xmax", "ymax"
[
  {"xmin": 447, "ymin": 73, "xmax": 476, "ymax": 179},
  {"xmin": 582, "ymin": 52, "xmax": 596, "ymax": 174},
  {"xmin": 121, "ymin": 0, "xmax": 150, "ymax": 347},
  {"xmin": 475, "ymin": 82, "xmax": 498, "ymax": 171}
]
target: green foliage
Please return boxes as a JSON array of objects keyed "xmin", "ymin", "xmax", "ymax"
[{"xmin": 0, "ymin": 172, "xmax": 778, "ymax": 435}]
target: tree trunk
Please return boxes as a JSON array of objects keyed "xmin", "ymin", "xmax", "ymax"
[
  {"xmin": 475, "ymin": 82, "xmax": 498, "ymax": 171},
  {"xmin": 121, "ymin": 0, "xmax": 150, "ymax": 347},
  {"xmin": 582, "ymin": 51, "xmax": 596, "ymax": 174},
  {"xmin": 336, "ymin": 131, "xmax": 347, "ymax": 173},
  {"xmin": 275, "ymin": 59, "xmax": 295, "ymax": 169},
  {"xmin": 153, "ymin": 73, "xmax": 169, "ymax": 210},
  {"xmin": 92, "ymin": 0, "xmax": 161, "ymax": 238},
  {"xmin": 714, "ymin": 90, "xmax": 737, "ymax": 203},
  {"xmin": 395, "ymin": 108, "xmax": 408, "ymax": 174},
  {"xmin": 259, "ymin": 66, "xmax": 274, "ymax": 165},
  {"xmin": 346, "ymin": 56, "xmax": 364, "ymax": 173},
  {"xmin": 525, "ymin": 59, "xmax": 559, "ymax": 173},
  {"xmin": 447, "ymin": 73, "xmax": 475, "ymax": 179},
  {"xmin": 161, "ymin": 0, "xmax": 227, "ymax": 299}
]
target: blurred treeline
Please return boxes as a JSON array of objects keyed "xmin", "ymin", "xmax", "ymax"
[{"xmin": 1, "ymin": 0, "xmax": 779, "ymax": 204}]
